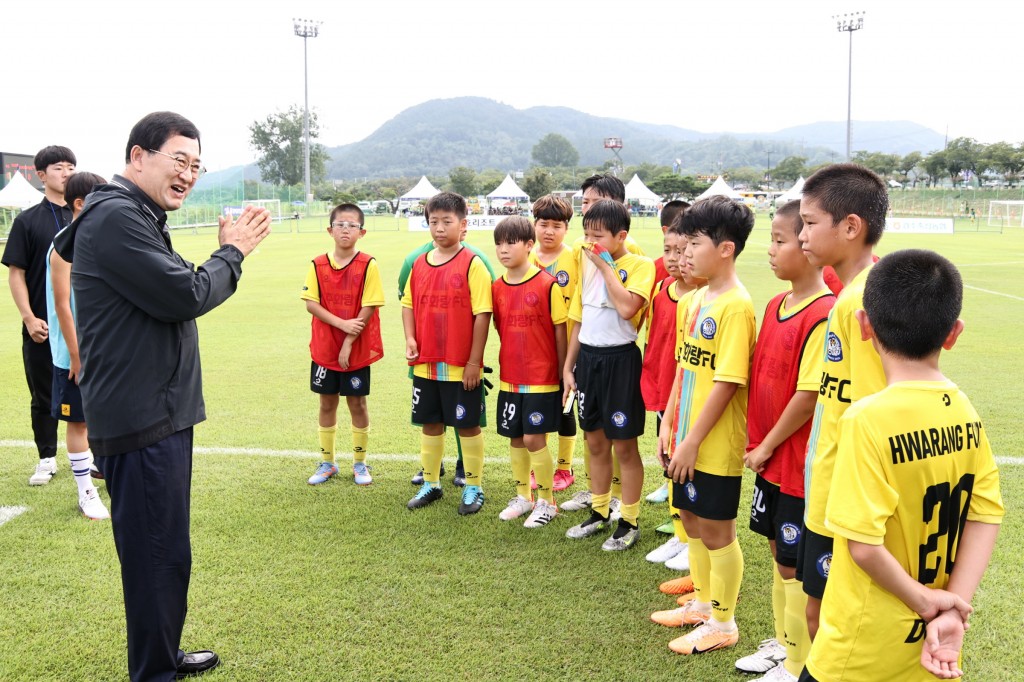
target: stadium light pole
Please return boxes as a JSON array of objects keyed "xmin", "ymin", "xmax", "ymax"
[
  {"xmin": 293, "ymin": 18, "xmax": 321, "ymax": 205},
  {"xmin": 834, "ymin": 12, "xmax": 865, "ymax": 161}
]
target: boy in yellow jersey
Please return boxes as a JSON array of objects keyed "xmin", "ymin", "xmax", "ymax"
[
  {"xmin": 801, "ymin": 249, "xmax": 1003, "ymax": 682},
  {"xmin": 492, "ymin": 216, "xmax": 568, "ymax": 527},
  {"xmin": 656, "ymin": 195, "xmax": 755, "ymax": 655},
  {"xmin": 732, "ymin": 201, "xmax": 834, "ymax": 681},
  {"xmin": 402, "ymin": 192, "xmax": 492, "ymax": 514},
  {"xmin": 562, "ymin": 200, "xmax": 654, "ymax": 550},
  {"xmin": 528, "ymin": 194, "xmax": 578, "ymax": 492},
  {"xmin": 796, "ymin": 164, "xmax": 888, "ymax": 640},
  {"xmin": 302, "ymin": 203, "xmax": 385, "ymax": 486}
]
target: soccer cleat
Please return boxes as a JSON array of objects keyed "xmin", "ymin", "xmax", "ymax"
[
  {"xmin": 668, "ymin": 623, "xmax": 739, "ymax": 655},
  {"xmin": 307, "ymin": 461, "xmax": 338, "ymax": 485},
  {"xmin": 565, "ymin": 510, "xmax": 610, "ymax": 539},
  {"xmin": 498, "ymin": 495, "xmax": 534, "ymax": 521},
  {"xmin": 659, "ymin": 575, "xmax": 695, "ymax": 595},
  {"xmin": 655, "ymin": 520, "xmax": 675, "ymax": 535},
  {"xmin": 529, "ymin": 471, "xmax": 538, "ymax": 490},
  {"xmin": 645, "ymin": 535, "xmax": 686, "ymax": 563},
  {"xmin": 751, "ymin": 663, "xmax": 798, "ymax": 681},
  {"xmin": 89, "ymin": 463, "xmax": 104, "ymax": 482},
  {"xmin": 601, "ymin": 520, "xmax": 640, "ymax": 551},
  {"xmin": 452, "ymin": 461, "xmax": 465, "ymax": 488},
  {"xmin": 524, "ymin": 499, "xmax": 558, "ymax": 528},
  {"xmin": 29, "ymin": 457, "xmax": 57, "ymax": 486},
  {"xmin": 609, "ymin": 497, "xmax": 622, "ymax": 521},
  {"xmin": 646, "ymin": 482, "xmax": 669, "ymax": 503},
  {"xmin": 664, "ymin": 543, "xmax": 691, "ymax": 571},
  {"xmin": 411, "ymin": 462, "xmax": 445, "ymax": 486},
  {"xmin": 78, "ymin": 488, "xmax": 110, "ymax": 520},
  {"xmin": 677, "ymin": 592, "xmax": 698, "ymax": 606},
  {"xmin": 407, "ymin": 483, "xmax": 443, "ymax": 510},
  {"xmin": 352, "ymin": 461, "xmax": 372, "ymax": 485},
  {"xmin": 735, "ymin": 638, "xmax": 787, "ymax": 674},
  {"xmin": 458, "ymin": 485, "xmax": 484, "ymax": 515},
  {"xmin": 561, "ymin": 489, "xmax": 592, "ymax": 512},
  {"xmin": 651, "ymin": 606, "xmax": 698, "ymax": 628},
  {"xmin": 552, "ymin": 468, "xmax": 575, "ymax": 491}
]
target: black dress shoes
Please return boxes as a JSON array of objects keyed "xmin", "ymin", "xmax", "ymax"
[{"xmin": 175, "ymin": 650, "xmax": 220, "ymax": 678}]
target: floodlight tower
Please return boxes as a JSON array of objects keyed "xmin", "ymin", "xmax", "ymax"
[
  {"xmin": 603, "ymin": 137, "xmax": 624, "ymax": 176},
  {"xmin": 834, "ymin": 11, "xmax": 865, "ymax": 161},
  {"xmin": 293, "ymin": 18, "xmax": 321, "ymax": 204}
]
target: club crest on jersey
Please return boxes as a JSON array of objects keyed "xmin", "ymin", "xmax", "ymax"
[
  {"xmin": 528, "ymin": 411, "xmax": 544, "ymax": 426},
  {"xmin": 455, "ymin": 404, "xmax": 466, "ymax": 420},
  {"xmin": 556, "ymin": 270, "xmax": 569, "ymax": 286},
  {"xmin": 618, "ymin": 269, "xmax": 628, "ymax": 283},
  {"xmin": 826, "ymin": 332, "xmax": 843, "ymax": 362},
  {"xmin": 685, "ymin": 481, "xmax": 697, "ymax": 502},
  {"xmin": 611, "ymin": 411, "xmax": 627, "ymax": 427},
  {"xmin": 701, "ymin": 317, "xmax": 717, "ymax": 340},
  {"xmin": 816, "ymin": 551, "xmax": 832, "ymax": 578},
  {"xmin": 780, "ymin": 522, "xmax": 801, "ymax": 545},
  {"xmin": 350, "ymin": 376, "xmax": 362, "ymax": 390},
  {"xmin": 449, "ymin": 274, "xmax": 465, "ymax": 289},
  {"xmin": 524, "ymin": 291, "xmax": 540, "ymax": 307}
]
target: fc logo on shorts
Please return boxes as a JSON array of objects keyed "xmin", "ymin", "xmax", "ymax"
[
  {"xmin": 528, "ymin": 411, "xmax": 544, "ymax": 426},
  {"xmin": 685, "ymin": 481, "xmax": 697, "ymax": 502},
  {"xmin": 780, "ymin": 522, "xmax": 801, "ymax": 546},
  {"xmin": 816, "ymin": 551, "xmax": 832, "ymax": 578},
  {"xmin": 700, "ymin": 317, "xmax": 717, "ymax": 340},
  {"xmin": 556, "ymin": 270, "xmax": 569, "ymax": 287},
  {"xmin": 826, "ymin": 332, "xmax": 843, "ymax": 362},
  {"xmin": 350, "ymin": 376, "xmax": 362, "ymax": 390},
  {"xmin": 618, "ymin": 269, "xmax": 628, "ymax": 283},
  {"xmin": 611, "ymin": 411, "xmax": 627, "ymax": 427},
  {"xmin": 455, "ymin": 404, "xmax": 466, "ymax": 420}
]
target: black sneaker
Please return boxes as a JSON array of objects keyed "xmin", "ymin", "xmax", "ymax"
[
  {"xmin": 411, "ymin": 463, "xmax": 445, "ymax": 486},
  {"xmin": 457, "ymin": 485, "xmax": 484, "ymax": 515},
  {"xmin": 407, "ymin": 483, "xmax": 443, "ymax": 510},
  {"xmin": 453, "ymin": 460, "xmax": 466, "ymax": 487}
]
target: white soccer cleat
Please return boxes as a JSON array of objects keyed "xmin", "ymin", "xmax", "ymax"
[
  {"xmin": 498, "ymin": 495, "xmax": 534, "ymax": 521},
  {"xmin": 664, "ymin": 543, "xmax": 691, "ymax": 571},
  {"xmin": 735, "ymin": 638, "xmax": 787, "ymax": 674},
  {"xmin": 29, "ymin": 457, "xmax": 57, "ymax": 486},
  {"xmin": 645, "ymin": 535, "xmax": 686, "ymax": 563},
  {"xmin": 78, "ymin": 488, "xmax": 110, "ymax": 520}
]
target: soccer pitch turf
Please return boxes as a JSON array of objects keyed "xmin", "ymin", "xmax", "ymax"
[{"xmin": 0, "ymin": 215, "xmax": 1021, "ymax": 680}]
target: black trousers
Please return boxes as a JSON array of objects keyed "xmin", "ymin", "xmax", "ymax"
[
  {"xmin": 21, "ymin": 331, "xmax": 57, "ymax": 459},
  {"xmin": 98, "ymin": 428, "xmax": 194, "ymax": 682}
]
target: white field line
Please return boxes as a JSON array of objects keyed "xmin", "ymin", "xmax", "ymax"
[
  {"xmin": 964, "ymin": 284, "xmax": 1024, "ymax": 302},
  {"xmin": 0, "ymin": 505, "xmax": 29, "ymax": 527},
  {"xmin": 957, "ymin": 262, "xmax": 1024, "ymax": 267},
  {"xmin": 1, "ymin": 440, "xmax": 1019, "ymax": 466}
]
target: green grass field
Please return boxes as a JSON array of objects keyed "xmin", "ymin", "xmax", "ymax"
[{"xmin": 1, "ymin": 215, "xmax": 1021, "ymax": 681}]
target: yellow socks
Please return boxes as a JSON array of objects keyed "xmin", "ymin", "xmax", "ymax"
[
  {"xmin": 351, "ymin": 424, "xmax": 369, "ymax": 463},
  {"xmin": 510, "ymin": 446, "xmax": 531, "ymax": 499},
  {"xmin": 783, "ymin": 577, "xmax": 810, "ymax": 677},
  {"xmin": 420, "ymin": 433, "xmax": 444, "ymax": 484},
  {"xmin": 529, "ymin": 446, "xmax": 554, "ymax": 502},
  {"xmin": 619, "ymin": 500, "xmax": 640, "ymax": 527},
  {"xmin": 317, "ymin": 426, "xmax": 337, "ymax": 463},
  {"xmin": 460, "ymin": 433, "xmax": 484, "ymax": 485},
  {"xmin": 591, "ymin": 491, "xmax": 611, "ymax": 519},
  {"xmin": 772, "ymin": 569, "xmax": 787, "ymax": 644},
  {"xmin": 688, "ymin": 537, "xmax": 711, "ymax": 605},
  {"xmin": 582, "ymin": 440, "xmax": 591, "ymax": 483},
  {"xmin": 610, "ymin": 449, "xmax": 622, "ymax": 500},
  {"xmin": 557, "ymin": 435, "xmax": 575, "ymax": 471},
  {"xmin": 708, "ymin": 539, "xmax": 744, "ymax": 624}
]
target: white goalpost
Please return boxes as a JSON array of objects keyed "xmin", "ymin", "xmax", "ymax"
[
  {"xmin": 242, "ymin": 199, "xmax": 283, "ymax": 221},
  {"xmin": 987, "ymin": 200, "xmax": 1024, "ymax": 228}
]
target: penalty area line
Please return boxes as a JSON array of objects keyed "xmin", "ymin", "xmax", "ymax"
[
  {"xmin": 964, "ymin": 284, "xmax": 1024, "ymax": 302},
  {"xmin": 0, "ymin": 506, "xmax": 29, "ymax": 527}
]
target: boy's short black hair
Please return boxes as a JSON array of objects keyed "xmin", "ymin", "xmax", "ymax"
[
  {"xmin": 35, "ymin": 145, "xmax": 76, "ymax": 170},
  {"xmin": 666, "ymin": 204, "xmax": 691, "ymax": 236},
  {"xmin": 425, "ymin": 191, "xmax": 467, "ymax": 220},
  {"xmin": 493, "ymin": 216, "xmax": 534, "ymax": 244},
  {"xmin": 802, "ymin": 163, "xmax": 888, "ymax": 245},
  {"xmin": 64, "ymin": 172, "xmax": 107, "ymax": 207},
  {"xmin": 532, "ymin": 194, "xmax": 573, "ymax": 223},
  {"xmin": 581, "ymin": 173, "xmax": 625, "ymax": 203},
  {"xmin": 774, "ymin": 199, "xmax": 803, "ymax": 236},
  {"xmin": 125, "ymin": 112, "xmax": 201, "ymax": 163},
  {"xmin": 329, "ymin": 202, "xmax": 365, "ymax": 226},
  {"xmin": 660, "ymin": 200, "xmax": 690, "ymax": 229},
  {"xmin": 582, "ymin": 199, "xmax": 630, "ymax": 236},
  {"xmin": 679, "ymin": 195, "xmax": 754, "ymax": 256},
  {"xmin": 864, "ymin": 249, "xmax": 962, "ymax": 360}
]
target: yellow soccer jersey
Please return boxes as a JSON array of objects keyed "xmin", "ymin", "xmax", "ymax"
[
  {"xmin": 568, "ymin": 251, "xmax": 655, "ymax": 346},
  {"xmin": 671, "ymin": 284, "xmax": 755, "ymax": 476},
  {"xmin": 804, "ymin": 267, "xmax": 885, "ymax": 536},
  {"xmin": 401, "ymin": 251, "xmax": 493, "ymax": 381},
  {"xmin": 531, "ymin": 244, "xmax": 578, "ymax": 337},
  {"xmin": 807, "ymin": 380, "xmax": 1003, "ymax": 682},
  {"xmin": 300, "ymin": 252, "xmax": 386, "ymax": 308}
]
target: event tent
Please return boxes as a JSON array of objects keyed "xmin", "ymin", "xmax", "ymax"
[
  {"xmin": 399, "ymin": 176, "xmax": 441, "ymax": 201},
  {"xmin": 775, "ymin": 176, "xmax": 805, "ymax": 205},
  {"xmin": 0, "ymin": 172, "xmax": 44, "ymax": 209},
  {"xmin": 624, "ymin": 174, "xmax": 661, "ymax": 203},
  {"xmin": 695, "ymin": 175, "xmax": 741, "ymax": 201},
  {"xmin": 486, "ymin": 174, "xmax": 528, "ymax": 200}
]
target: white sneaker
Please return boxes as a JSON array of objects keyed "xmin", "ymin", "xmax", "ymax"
[
  {"xmin": 735, "ymin": 638, "xmax": 787, "ymax": 674},
  {"xmin": 29, "ymin": 457, "xmax": 57, "ymax": 486},
  {"xmin": 560, "ymin": 489, "xmax": 592, "ymax": 511},
  {"xmin": 645, "ymin": 535, "xmax": 686, "ymax": 563},
  {"xmin": 78, "ymin": 488, "xmax": 110, "ymax": 520},
  {"xmin": 523, "ymin": 499, "xmax": 558, "ymax": 528},
  {"xmin": 664, "ymin": 543, "xmax": 691, "ymax": 571},
  {"xmin": 752, "ymin": 663, "xmax": 797, "ymax": 681},
  {"xmin": 498, "ymin": 495, "xmax": 534, "ymax": 521},
  {"xmin": 609, "ymin": 497, "xmax": 621, "ymax": 521}
]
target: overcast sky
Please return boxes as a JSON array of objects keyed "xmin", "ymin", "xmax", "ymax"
[{"xmin": 2, "ymin": 0, "xmax": 1019, "ymax": 175}]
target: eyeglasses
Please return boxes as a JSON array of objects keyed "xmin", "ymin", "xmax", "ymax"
[
  {"xmin": 329, "ymin": 221, "xmax": 363, "ymax": 231},
  {"xmin": 147, "ymin": 149, "xmax": 206, "ymax": 178}
]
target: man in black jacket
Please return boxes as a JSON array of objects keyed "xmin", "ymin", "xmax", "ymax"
[{"xmin": 55, "ymin": 111, "xmax": 270, "ymax": 682}]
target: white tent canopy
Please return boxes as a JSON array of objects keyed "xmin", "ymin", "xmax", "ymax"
[
  {"xmin": 624, "ymin": 174, "xmax": 661, "ymax": 203},
  {"xmin": 399, "ymin": 176, "xmax": 441, "ymax": 201},
  {"xmin": 696, "ymin": 175, "xmax": 741, "ymax": 201},
  {"xmin": 0, "ymin": 172, "xmax": 45, "ymax": 209},
  {"xmin": 775, "ymin": 176, "xmax": 805, "ymax": 205},
  {"xmin": 486, "ymin": 174, "xmax": 528, "ymax": 200}
]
